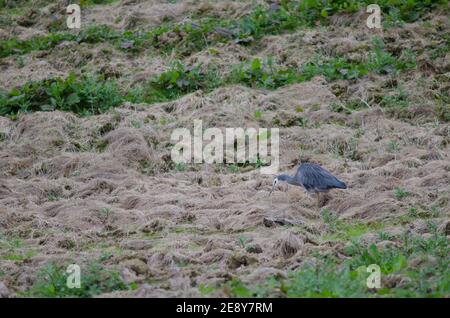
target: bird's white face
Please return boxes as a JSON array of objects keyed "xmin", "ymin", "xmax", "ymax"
[
  {"xmin": 272, "ymin": 178, "xmax": 279, "ymax": 187},
  {"xmin": 269, "ymin": 178, "xmax": 279, "ymax": 196}
]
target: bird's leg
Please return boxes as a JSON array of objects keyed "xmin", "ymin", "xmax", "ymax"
[{"xmin": 316, "ymin": 193, "xmax": 320, "ymax": 209}]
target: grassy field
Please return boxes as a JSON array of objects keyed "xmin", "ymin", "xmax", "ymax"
[{"xmin": 0, "ymin": 0, "xmax": 448, "ymax": 298}]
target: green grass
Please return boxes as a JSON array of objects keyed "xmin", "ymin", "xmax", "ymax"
[
  {"xmin": 27, "ymin": 261, "xmax": 127, "ymax": 297},
  {"xmin": 0, "ymin": 24, "xmax": 129, "ymax": 58},
  {"xmin": 430, "ymin": 34, "xmax": 450, "ymax": 59},
  {"xmin": 320, "ymin": 209, "xmax": 385, "ymax": 241},
  {"xmin": 0, "ymin": 39, "xmax": 419, "ymax": 117},
  {"xmin": 175, "ymin": 162, "xmax": 186, "ymax": 172},
  {"xmin": 224, "ymin": 155, "xmax": 270, "ymax": 173},
  {"xmin": 0, "ymin": 234, "xmax": 36, "ymax": 263},
  {"xmin": 380, "ymin": 86, "xmax": 410, "ymax": 109},
  {"xmin": 2, "ymin": 250, "xmax": 36, "ymax": 262},
  {"xmin": 208, "ymin": 229, "xmax": 449, "ymax": 297},
  {"xmin": 394, "ymin": 187, "xmax": 409, "ymax": 200},
  {"xmin": 229, "ymin": 57, "xmax": 301, "ymax": 88},
  {"xmin": 330, "ymin": 99, "xmax": 368, "ymax": 114},
  {"xmin": 388, "ymin": 140, "xmax": 400, "ymax": 153},
  {"xmin": 237, "ymin": 237, "xmax": 251, "ymax": 249},
  {"xmin": 0, "ymin": 33, "xmax": 77, "ymax": 58},
  {"xmin": 47, "ymin": 194, "xmax": 60, "ymax": 202},
  {"xmin": 141, "ymin": 61, "xmax": 221, "ymax": 103},
  {"xmin": 0, "ymin": 235, "xmax": 23, "ymax": 249},
  {"xmin": 397, "ymin": 205, "xmax": 442, "ymax": 224},
  {"xmin": 295, "ymin": 0, "xmax": 448, "ymax": 25},
  {"xmin": 0, "ymin": 25, "xmax": 432, "ymax": 120},
  {"xmin": 230, "ymin": 38, "xmax": 416, "ymax": 88}
]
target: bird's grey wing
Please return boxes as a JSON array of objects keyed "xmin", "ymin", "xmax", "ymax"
[{"xmin": 297, "ymin": 164, "xmax": 346, "ymax": 191}]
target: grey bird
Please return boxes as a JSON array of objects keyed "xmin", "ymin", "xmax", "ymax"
[{"xmin": 269, "ymin": 163, "xmax": 347, "ymax": 208}]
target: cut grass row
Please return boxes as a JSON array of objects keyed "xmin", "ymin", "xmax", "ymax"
[
  {"xmin": 0, "ymin": 38, "xmax": 418, "ymax": 117},
  {"xmin": 0, "ymin": 0, "xmax": 447, "ymax": 58}
]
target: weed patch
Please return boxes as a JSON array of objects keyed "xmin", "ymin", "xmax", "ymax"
[
  {"xmin": 0, "ymin": 73, "xmax": 123, "ymax": 116},
  {"xmin": 28, "ymin": 261, "xmax": 127, "ymax": 297},
  {"xmin": 212, "ymin": 230, "xmax": 449, "ymax": 297}
]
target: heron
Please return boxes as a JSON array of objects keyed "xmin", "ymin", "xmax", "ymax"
[{"xmin": 269, "ymin": 163, "xmax": 347, "ymax": 208}]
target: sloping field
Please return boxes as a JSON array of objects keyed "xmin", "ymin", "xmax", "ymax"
[{"xmin": 0, "ymin": 0, "xmax": 449, "ymax": 297}]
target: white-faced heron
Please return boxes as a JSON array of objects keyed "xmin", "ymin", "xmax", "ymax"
[{"xmin": 269, "ymin": 163, "xmax": 347, "ymax": 208}]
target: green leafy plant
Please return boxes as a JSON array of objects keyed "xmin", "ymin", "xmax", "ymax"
[
  {"xmin": 230, "ymin": 58, "xmax": 300, "ymax": 89},
  {"xmin": 175, "ymin": 162, "xmax": 186, "ymax": 172},
  {"xmin": 28, "ymin": 262, "xmax": 127, "ymax": 298},
  {"xmin": 254, "ymin": 110, "xmax": 263, "ymax": 119},
  {"xmin": 0, "ymin": 33, "xmax": 436, "ymax": 117},
  {"xmin": 394, "ymin": 187, "xmax": 409, "ymax": 200},
  {"xmin": 237, "ymin": 237, "xmax": 251, "ymax": 249},
  {"xmin": 320, "ymin": 208, "xmax": 339, "ymax": 231},
  {"xmin": 47, "ymin": 194, "xmax": 60, "ymax": 202},
  {"xmin": 388, "ymin": 140, "xmax": 400, "ymax": 153},
  {"xmin": 228, "ymin": 164, "xmax": 240, "ymax": 173},
  {"xmin": 99, "ymin": 207, "xmax": 112, "ymax": 221},
  {"xmin": 0, "ymin": 73, "xmax": 123, "ymax": 116},
  {"xmin": 143, "ymin": 61, "xmax": 220, "ymax": 103}
]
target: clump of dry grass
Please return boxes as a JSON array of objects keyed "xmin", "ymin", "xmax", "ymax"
[{"xmin": 274, "ymin": 231, "xmax": 304, "ymax": 258}]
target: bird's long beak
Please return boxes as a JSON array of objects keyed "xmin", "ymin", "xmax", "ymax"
[{"xmin": 269, "ymin": 184, "xmax": 275, "ymax": 196}]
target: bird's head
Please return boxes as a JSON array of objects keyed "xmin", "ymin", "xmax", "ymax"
[{"xmin": 269, "ymin": 174, "xmax": 288, "ymax": 196}]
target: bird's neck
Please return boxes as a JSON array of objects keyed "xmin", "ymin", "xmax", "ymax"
[{"xmin": 283, "ymin": 175, "xmax": 298, "ymax": 185}]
